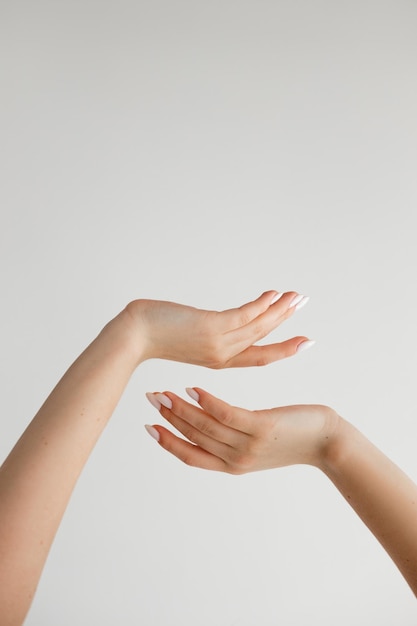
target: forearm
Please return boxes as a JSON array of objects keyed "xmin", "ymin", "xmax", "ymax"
[
  {"xmin": 320, "ymin": 417, "xmax": 417, "ymax": 595},
  {"xmin": 0, "ymin": 290, "xmax": 308, "ymax": 625},
  {"xmin": 0, "ymin": 309, "xmax": 142, "ymax": 625},
  {"xmin": 147, "ymin": 391, "xmax": 417, "ymax": 595}
]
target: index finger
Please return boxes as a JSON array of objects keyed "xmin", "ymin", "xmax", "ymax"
[
  {"xmin": 217, "ymin": 290, "xmax": 283, "ymax": 331},
  {"xmin": 186, "ymin": 387, "xmax": 254, "ymax": 434}
]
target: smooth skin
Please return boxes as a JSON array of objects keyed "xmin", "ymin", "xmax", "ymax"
[
  {"xmin": 0, "ymin": 290, "xmax": 307, "ymax": 626},
  {"xmin": 146, "ymin": 388, "xmax": 417, "ymax": 597}
]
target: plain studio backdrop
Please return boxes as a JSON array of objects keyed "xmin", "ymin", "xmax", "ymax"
[{"xmin": 1, "ymin": 1, "xmax": 417, "ymax": 624}]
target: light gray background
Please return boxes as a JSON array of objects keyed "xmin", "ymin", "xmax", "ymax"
[{"xmin": 1, "ymin": 1, "xmax": 417, "ymax": 624}]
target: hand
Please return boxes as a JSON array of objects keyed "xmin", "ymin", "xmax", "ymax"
[
  {"xmin": 124, "ymin": 290, "xmax": 313, "ymax": 368},
  {"xmin": 145, "ymin": 389, "xmax": 417, "ymax": 600},
  {"xmin": 144, "ymin": 388, "xmax": 340, "ymax": 473}
]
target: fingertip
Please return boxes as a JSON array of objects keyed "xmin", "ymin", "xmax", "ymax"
[
  {"xmin": 185, "ymin": 387, "xmax": 200, "ymax": 402},
  {"xmin": 146, "ymin": 392, "xmax": 162, "ymax": 411},
  {"xmin": 269, "ymin": 291, "xmax": 300, "ymax": 315},
  {"xmin": 186, "ymin": 386, "xmax": 217, "ymax": 410},
  {"xmin": 269, "ymin": 291, "xmax": 283, "ymax": 305},
  {"xmin": 296, "ymin": 339, "xmax": 316, "ymax": 353},
  {"xmin": 294, "ymin": 295, "xmax": 310, "ymax": 311},
  {"xmin": 145, "ymin": 424, "xmax": 160, "ymax": 442},
  {"xmin": 154, "ymin": 393, "xmax": 173, "ymax": 410}
]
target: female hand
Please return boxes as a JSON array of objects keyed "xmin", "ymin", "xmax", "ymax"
[
  {"xmin": 145, "ymin": 391, "xmax": 417, "ymax": 598},
  {"xmin": 144, "ymin": 388, "xmax": 339, "ymax": 473},
  {"xmin": 125, "ymin": 290, "xmax": 312, "ymax": 368}
]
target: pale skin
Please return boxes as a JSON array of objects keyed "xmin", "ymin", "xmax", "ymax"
[
  {"xmin": 0, "ymin": 289, "xmax": 309, "ymax": 626},
  {"xmin": 145, "ymin": 389, "xmax": 417, "ymax": 597}
]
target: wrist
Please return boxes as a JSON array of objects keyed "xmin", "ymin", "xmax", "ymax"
[
  {"xmin": 304, "ymin": 405, "xmax": 344, "ymax": 470},
  {"xmin": 316, "ymin": 411, "xmax": 358, "ymax": 474},
  {"xmin": 101, "ymin": 306, "xmax": 148, "ymax": 369}
]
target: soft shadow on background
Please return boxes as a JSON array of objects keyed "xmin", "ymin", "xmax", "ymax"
[{"xmin": 1, "ymin": 1, "xmax": 417, "ymax": 624}]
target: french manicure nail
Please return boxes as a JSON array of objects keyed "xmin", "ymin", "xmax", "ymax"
[
  {"xmin": 155, "ymin": 393, "xmax": 173, "ymax": 409},
  {"xmin": 146, "ymin": 392, "xmax": 161, "ymax": 410},
  {"xmin": 186, "ymin": 387, "xmax": 200, "ymax": 402},
  {"xmin": 296, "ymin": 339, "xmax": 316, "ymax": 353},
  {"xmin": 270, "ymin": 292, "xmax": 283, "ymax": 305},
  {"xmin": 145, "ymin": 424, "xmax": 160, "ymax": 442}
]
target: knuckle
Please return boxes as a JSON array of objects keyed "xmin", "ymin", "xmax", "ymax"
[
  {"xmin": 230, "ymin": 452, "xmax": 254, "ymax": 474},
  {"xmin": 181, "ymin": 452, "xmax": 198, "ymax": 468},
  {"xmin": 218, "ymin": 407, "xmax": 234, "ymax": 426},
  {"xmin": 255, "ymin": 353, "xmax": 271, "ymax": 367},
  {"xmin": 180, "ymin": 425, "xmax": 198, "ymax": 445},
  {"xmin": 251, "ymin": 322, "xmax": 264, "ymax": 338},
  {"xmin": 228, "ymin": 435, "xmax": 264, "ymax": 474},
  {"xmin": 208, "ymin": 360, "xmax": 224, "ymax": 370},
  {"xmin": 196, "ymin": 419, "xmax": 214, "ymax": 437},
  {"xmin": 280, "ymin": 342, "xmax": 296, "ymax": 358},
  {"xmin": 227, "ymin": 465, "xmax": 245, "ymax": 476},
  {"xmin": 238, "ymin": 308, "xmax": 252, "ymax": 327},
  {"xmin": 205, "ymin": 338, "xmax": 226, "ymax": 368}
]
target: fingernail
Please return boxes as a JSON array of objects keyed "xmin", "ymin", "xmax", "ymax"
[
  {"xmin": 145, "ymin": 424, "xmax": 160, "ymax": 442},
  {"xmin": 296, "ymin": 339, "xmax": 316, "ymax": 353},
  {"xmin": 155, "ymin": 393, "xmax": 173, "ymax": 409},
  {"xmin": 294, "ymin": 295, "xmax": 309, "ymax": 311},
  {"xmin": 289, "ymin": 294, "xmax": 309, "ymax": 310},
  {"xmin": 186, "ymin": 387, "xmax": 200, "ymax": 402},
  {"xmin": 146, "ymin": 392, "xmax": 161, "ymax": 410},
  {"xmin": 270, "ymin": 292, "xmax": 283, "ymax": 305}
]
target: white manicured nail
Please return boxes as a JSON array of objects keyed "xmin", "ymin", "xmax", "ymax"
[
  {"xmin": 294, "ymin": 295, "xmax": 310, "ymax": 311},
  {"xmin": 146, "ymin": 392, "xmax": 161, "ymax": 410},
  {"xmin": 296, "ymin": 339, "xmax": 316, "ymax": 353},
  {"xmin": 289, "ymin": 294, "xmax": 309, "ymax": 310},
  {"xmin": 145, "ymin": 424, "xmax": 160, "ymax": 442},
  {"xmin": 186, "ymin": 387, "xmax": 200, "ymax": 402},
  {"xmin": 289, "ymin": 294, "xmax": 303, "ymax": 308},
  {"xmin": 155, "ymin": 393, "xmax": 173, "ymax": 409},
  {"xmin": 288, "ymin": 294, "xmax": 304, "ymax": 308},
  {"xmin": 270, "ymin": 292, "xmax": 283, "ymax": 305}
]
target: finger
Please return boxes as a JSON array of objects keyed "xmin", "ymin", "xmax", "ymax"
[
  {"xmin": 217, "ymin": 290, "xmax": 283, "ymax": 331},
  {"xmin": 223, "ymin": 291, "xmax": 307, "ymax": 355},
  {"xmin": 224, "ymin": 336, "xmax": 313, "ymax": 368},
  {"xmin": 187, "ymin": 388, "xmax": 254, "ymax": 434},
  {"xmin": 159, "ymin": 406, "xmax": 236, "ymax": 459},
  {"xmin": 157, "ymin": 392, "xmax": 242, "ymax": 447},
  {"xmin": 146, "ymin": 424, "xmax": 227, "ymax": 472}
]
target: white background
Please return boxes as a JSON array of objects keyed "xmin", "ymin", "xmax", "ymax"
[{"xmin": 1, "ymin": 1, "xmax": 417, "ymax": 623}]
